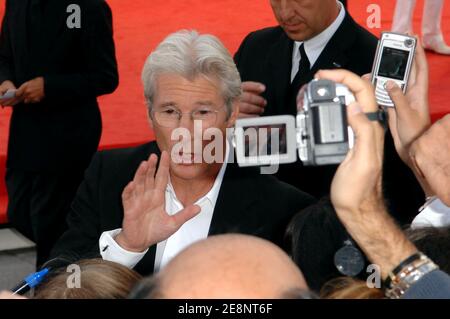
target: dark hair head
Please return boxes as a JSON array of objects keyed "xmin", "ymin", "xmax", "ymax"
[{"xmin": 285, "ymin": 197, "xmax": 368, "ymax": 292}]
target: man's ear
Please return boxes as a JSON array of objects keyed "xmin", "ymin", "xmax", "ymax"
[{"xmin": 226, "ymin": 101, "xmax": 240, "ymax": 128}]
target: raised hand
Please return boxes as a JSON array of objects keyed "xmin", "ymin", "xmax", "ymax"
[
  {"xmin": 385, "ymin": 40, "xmax": 431, "ymax": 168},
  {"xmin": 115, "ymin": 151, "xmax": 201, "ymax": 252},
  {"xmin": 315, "ymin": 69, "xmax": 384, "ymax": 215}
]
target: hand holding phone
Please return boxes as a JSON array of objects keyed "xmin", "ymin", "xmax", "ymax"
[{"xmin": 371, "ymin": 32, "xmax": 417, "ymax": 107}]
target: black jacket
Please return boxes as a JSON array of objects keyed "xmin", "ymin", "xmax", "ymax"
[
  {"xmin": 234, "ymin": 13, "xmax": 424, "ymax": 224},
  {"xmin": 0, "ymin": 0, "xmax": 119, "ymax": 171},
  {"xmin": 50, "ymin": 141, "xmax": 316, "ymax": 275}
]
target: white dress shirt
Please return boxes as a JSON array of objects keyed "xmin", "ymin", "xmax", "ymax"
[
  {"xmin": 99, "ymin": 142, "xmax": 229, "ymax": 271},
  {"xmin": 411, "ymin": 196, "xmax": 450, "ymax": 229},
  {"xmin": 291, "ymin": 1, "xmax": 346, "ymax": 82}
]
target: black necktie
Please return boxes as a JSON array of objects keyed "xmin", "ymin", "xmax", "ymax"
[
  {"xmin": 288, "ymin": 43, "xmax": 311, "ymax": 115},
  {"xmin": 296, "ymin": 43, "xmax": 310, "ymax": 79}
]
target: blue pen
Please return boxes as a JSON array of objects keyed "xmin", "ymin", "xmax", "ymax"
[{"xmin": 11, "ymin": 268, "xmax": 49, "ymax": 295}]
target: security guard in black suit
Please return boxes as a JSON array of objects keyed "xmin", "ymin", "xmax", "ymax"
[
  {"xmin": 0, "ymin": 0, "xmax": 119, "ymax": 266},
  {"xmin": 234, "ymin": 0, "xmax": 424, "ymax": 225}
]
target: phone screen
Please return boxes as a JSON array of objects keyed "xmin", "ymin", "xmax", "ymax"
[
  {"xmin": 242, "ymin": 124, "xmax": 287, "ymax": 157},
  {"xmin": 377, "ymin": 47, "xmax": 410, "ymax": 80}
]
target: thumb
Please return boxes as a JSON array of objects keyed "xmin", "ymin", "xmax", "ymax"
[
  {"xmin": 385, "ymin": 81, "xmax": 409, "ymax": 116},
  {"xmin": 170, "ymin": 204, "xmax": 201, "ymax": 228},
  {"xmin": 121, "ymin": 181, "xmax": 135, "ymax": 206}
]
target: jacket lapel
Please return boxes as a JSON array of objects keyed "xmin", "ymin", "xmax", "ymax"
[
  {"xmin": 309, "ymin": 12, "xmax": 356, "ymax": 76},
  {"xmin": 208, "ymin": 163, "xmax": 259, "ymax": 236},
  {"xmin": 266, "ymin": 29, "xmax": 294, "ymax": 116}
]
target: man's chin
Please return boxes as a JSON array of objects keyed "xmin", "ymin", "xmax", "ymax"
[
  {"xmin": 282, "ymin": 28, "xmax": 312, "ymax": 42},
  {"xmin": 170, "ymin": 162, "xmax": 205, "ymax": 180}
]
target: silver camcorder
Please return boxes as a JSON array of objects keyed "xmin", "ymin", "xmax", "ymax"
[{"xmin": 234, "ymin": 79, "xmax": 355, "ymax": 167}]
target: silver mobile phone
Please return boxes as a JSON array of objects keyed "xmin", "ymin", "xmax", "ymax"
[{"xmin": 371, "ymin": 32, "xmax": 416, "ymax": 107}]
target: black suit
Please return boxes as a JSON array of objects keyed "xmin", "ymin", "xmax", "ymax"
[
  {"xmin": 234, "ymin": 12, "xmax": 424, "ymax": 224},
  {"xmin": 50, "ymin": 141, "xmax": 316, "ymax": 275},
  {"xmin": 0, "ymin": 0, "xmax": 118, "ymax": 171},
  {"xmin": 0, "ymin": 0, "xmax": 118, "ymax": 265}
]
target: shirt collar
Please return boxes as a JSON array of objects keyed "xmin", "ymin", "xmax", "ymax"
[
  {"xmin": 293, "ymin": 0, "xmax": 346, "ymax": 68},
  {"xmin": 166, "ymin": 139, "xmax": 230, "ymax": 207}
]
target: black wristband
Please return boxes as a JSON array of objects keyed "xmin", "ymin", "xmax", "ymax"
[
  {"xmin": 384, "ymin": 252, "xmax": 422, "ymax": 289},
  {"xmin": 365, "ymin": 109, "xmax": 388, "ymax": 127}
]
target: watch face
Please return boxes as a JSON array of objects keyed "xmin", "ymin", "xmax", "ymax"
[{"xmin": 334, "ymin": 245, "xmax": 365, "ymax": 277}]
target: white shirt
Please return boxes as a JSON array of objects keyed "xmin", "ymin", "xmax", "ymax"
[
  {"xmin": 99, "ymin": 142, "xmax": 230, "ymax": 270},
  {"xmin": 411, "ymin": 197, "xmax": 450, "ymax": 229},
  {"xmin": 291, "ymin": 1, "xmax": 346, "ymax": 82}
]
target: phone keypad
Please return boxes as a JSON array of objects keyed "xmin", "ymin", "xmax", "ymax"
[{"xmin": 375, "ymin": 80, "xmax": 404, "ymax": 108}]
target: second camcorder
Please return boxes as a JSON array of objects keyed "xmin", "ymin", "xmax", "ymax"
[{"xmin": 234, "ymin": 79, "xmax": 357, "ymax": 167}]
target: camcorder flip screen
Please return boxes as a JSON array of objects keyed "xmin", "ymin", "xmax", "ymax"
[
  {"xmin": 377, "ymin": 47, "xmax": 410, "ymax": 80},
  {"xmin": 234, "ymin": 115, "xmax": 297, "ymax": 167},
  {"xmin": 243, "ymin": 124, "xmax": 287, "ymax": 157}
]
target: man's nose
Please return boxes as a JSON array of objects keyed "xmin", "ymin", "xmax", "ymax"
[
  {"xmin": 178, "ymin": 113, "xmax": 194, "ymax": 130},
  {"xmin": 279, "ymin": 0, "xmax": 295, "ymax": 21}
]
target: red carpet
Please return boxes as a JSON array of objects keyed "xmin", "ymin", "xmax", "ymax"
[{"xmin": 1, "ymin": 0, "xmax": 449, "ymax": 223}]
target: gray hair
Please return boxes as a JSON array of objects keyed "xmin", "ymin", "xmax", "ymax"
[{"xmin": 142, "ymin": 30, "xmax": 242, "ymax": 116}]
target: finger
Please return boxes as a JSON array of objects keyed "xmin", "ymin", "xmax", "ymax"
[
  {"xmin": 362, "ymin": 73, "xmax": 372, "ymax": 82},
  {"xmin": 155, "ymin": 151, "xmax": 170, "ymax": 191},
  {"xmin": 241, "ymin": 91, "xmax": 267, "ymax": 107},
  {"xmin": 133, "ymin": 161, "xmax": 148, "ymax": 197},
  {"xmin": 1, "ymin": 98, "xmax": 15, "ymax": 106},
  {"xmin": 315, "ymin": 69, "xmax": 378, "ymax": 113},
  {"xmin": 385, "ymin": 81, "xmax": 408, "ymax": 111},
  {"xmin": 169, "ymin": 204, "xmax": 201, "ymax": 229},
  {"xmin": 414, "ymin": 38, "xmax": 429, "ymax": 87},
  {"xmin": 144, "ymin": 153, "xmax": 158, "ymax": 192},
  {"xmin": 242, "ymin": 81, "xmax": 266, "ymax": 94},
  {"xmin": 385, "ymin": 81, "xmax": 421, "ymax": 129},
  {"xmin": 239, "ymin": 102, "xmax": 265, "ymax": 115},
  {"xmin": 347, "ymin": 102, "xmax": 381, "ymax": 163},
  {"xmin": 121, "ymin": 181, "xmax": 135, "ymax": 206},
  {"xmin": 238, "ymin": 112, "xmax": 260, "ymax": 119},
  {"xmin": 15, "ymin": 84, "xmax": 27, "ymax": 98}
]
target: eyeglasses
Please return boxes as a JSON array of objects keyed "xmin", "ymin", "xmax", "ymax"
[{"xmin": 151, "ymin": 106, "xmax": 225, "ymax": 128}]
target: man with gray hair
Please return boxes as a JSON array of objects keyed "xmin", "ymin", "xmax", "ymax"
[{"xmin": 49, "ymin": 30, "xmax": 315, "ymax": 275}]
